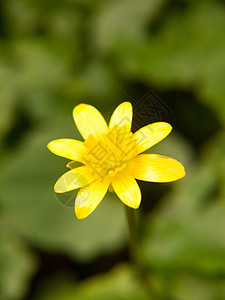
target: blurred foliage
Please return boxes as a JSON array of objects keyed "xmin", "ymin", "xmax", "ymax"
[
  {"xmin": 32, "ymin": 264, "xmax": 148, "ymax": 300},
  {"xmin": 0, "ymin": 0, "xmax": 225, "ymax": 299},
  {"xmin": 142, "ymin": 132, "xmax": 225, "ymax": 299},
  {"xmin": 0, "ymin": 216, "xmax": 38, "ymax": 300}
]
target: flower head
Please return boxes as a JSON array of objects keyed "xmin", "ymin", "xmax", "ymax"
[{"xmin": 47, "ymin": 102, "xmax": 185, "ymax": 219}]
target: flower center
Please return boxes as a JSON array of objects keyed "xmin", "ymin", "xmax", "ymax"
[{"xmin": 83, "ymin": 126, "xmax": 137, "ymax": 178}]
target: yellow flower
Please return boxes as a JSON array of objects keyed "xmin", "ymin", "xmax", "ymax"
[{"xmin": 47, "ymin": 102, "xmax": 185, "ymax": 219}]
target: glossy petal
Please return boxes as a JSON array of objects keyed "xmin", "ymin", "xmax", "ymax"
[
  {"xmin": 111, "ymin": 172, "xmax": 141, "ymax": 209},
  {"xmin": 54, "ymin": 166, "xmax": 97, "ymax": 193},
  {"xmin": 73, "ymin": 104, "xmax": 108, "ymax": 140},
  {"xmin": 128, "ymin": 154, "xmax": 186, "ymax": 183},
  {"xmin": 75, "ymin": 177, "xmax": 110, "ymax": 219},
  {"xmin": 47, "ymin": 139, "xmax": 86, "ymax": 162},
  {"xmin": 109, "ymin": 102, "xmax": 133, "ymax": 133},
  {"xmin": 133, "ymin": 122, "xmax": 172, "ymax": 155}
]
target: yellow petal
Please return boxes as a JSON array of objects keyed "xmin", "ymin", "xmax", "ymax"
[
  {"xmin": 75, "ymin": 177, "xmax": 110, "ymax": 219},
  {"xmin": 111, "ymin": 172, "xmax": 141, "ymax": 209},
  {"xmin": 127, "ymin": 154, "xmax": 186, "ymax": 183},
  {"xmin": 47, "ymin": 139, "xmax": 86, "ymax": 162},
  {"xmin": 54, "ymin": 166, "xmax": 97, "ymax": 193},
  {"xmin": 73, "ymin": 104, "xmax": 108, "ymax": 140},
  {"xmin": 109, "ymin": 102, "xmax": 133, "ymax": 133},
  {"xmin": 133, "ymin": 122, "xmax": 172, "ymax": 155}
]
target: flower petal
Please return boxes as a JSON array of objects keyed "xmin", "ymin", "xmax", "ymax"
[
  {"xmin": 111, "ymin": 171, "xmax": 141, "ymax": 209},
  {"xmin": 54, "ymin": 166, "xmax": 97, "ymax": 193},
  {"xmin": 73, "ymin": 104, "xmax": 108, "ymax": 140},
  {"xmin": 47, "ymin": 139, "xmax": 86, "ymax": 162},
  {"xmin": 109, "ymin": 102, "xmax": 133, "ymax": 133},
  {"xmin": 128, "ymin": 154, "xmax": 186, "ymax": 183},
  {"xmin": 133, "ymin": 122, "xmax": 172, "ymax": 155},
  {"xmin": 75, "ymin": 177, "xmax": 110, "ymax": 219}
]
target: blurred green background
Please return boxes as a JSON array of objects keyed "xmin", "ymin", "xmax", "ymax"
[{"xmin": 0, "ymin": 0, "xmax": 225, "ymax": 299}]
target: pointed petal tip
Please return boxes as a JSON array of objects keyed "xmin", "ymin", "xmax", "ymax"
[
  {"xmin": 54, "ymin": 183, "xmax": 62, "ymax": 193},
  {"xmin": 121, "ymin": 101, "xmax": 132, "ymax": 107},
  {"xmin": 152, "ymin": 121, "xmax": 173, "ymax": 132},
  {"xmin": 46, "ymin": 139, "xmax": 86, "ymax": 162},
  {"xmin": 73, "ymin": 103, "xmax": 108, "ymax": 140},
  {"xmin": 72, "ymin": 104, "xmax": 90, "ymax": 123},
  {"xmin": 109, "ymin": 101, "xmax": 133, "ymax": 131},
  {"xmin": 128, "ymin": 154, "xmax": 186, "ymax": 183},
  {"xmin": 180, "ymin": 165, "xmax": 186, "ymax": 178},
  {"xmin": 75, "ymin": 206, "xmax": 91, "ymax": 220},
  {"xmin": 74, "ymin": 177, "xmax": 110, "ymax": 220},
  {"xmin": 133, "ymin": 122, "xmax": 173, "ymax": 155},
  {"xmin": 54, "ymin": 180, "xmax": 71, "ymax": 193},
  {"xmin": 174, "ymin": 160, "xmax": 186, "ymax": 181},
  {"xmin": 72, "ymin": 103, "xmax": 86, "ymax": 114},
  {"xmin": 112, "ymin": 172, "xmax": 141, "ymax": 209},
  {"xmin": 165, "ymin": 122, "xmax": 172, "ymax": 131},
  {"xmin": 126, "ymin": 202, "xmax": 141, "ymax": 209},
  {"xmin": 47, "ymin": 141, "xmax": 53, "ymax": 151}
]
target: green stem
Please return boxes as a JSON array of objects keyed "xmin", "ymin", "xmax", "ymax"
[
  {"xmin": 125, "ymin": 206, "xmax": 138, "ymax": 265},
  {"xmin": 125, "ymin": 206, "xmax": 161, "ymax": 300}
]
